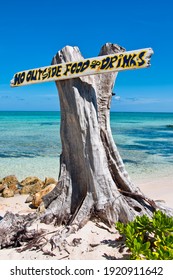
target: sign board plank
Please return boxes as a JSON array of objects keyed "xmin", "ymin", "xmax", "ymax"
[{"xmin": 10, "ymin": 48, "xmax": 153, "ymax": 87}]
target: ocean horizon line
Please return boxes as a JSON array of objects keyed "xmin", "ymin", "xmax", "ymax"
[{"xmin": 0, "ymin": 110, "xmax": 173, "ymax": 114}]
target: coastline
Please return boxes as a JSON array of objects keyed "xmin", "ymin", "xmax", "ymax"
[
  {"xmin": 0, "ymin": 172, "xmax": 172, "ymax": 260},
  {"xmin": 135, "ymin": 173, "xmax": 173, "ymax": 209},
  {"xmin": 0, "ymin": 109, "xmax": 172, "ymax": 260}
]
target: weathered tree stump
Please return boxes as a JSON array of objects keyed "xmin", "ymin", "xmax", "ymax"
[{"xmin": 41, "ymin": 43, "xmax": 173, "ymax": 228}]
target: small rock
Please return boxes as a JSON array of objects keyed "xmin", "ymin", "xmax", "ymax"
[
  {"xmin": 0, "ymin": 184, "xmax": 5, "ymax": 193},
  {"xmin": 20, "ymin": 176, "xmax": 43, "ymax": 187},
  {"xmin": 8, "ymin": 183, "xmax": 18, "ymax": 193},
  {"xmin": 166, "ymin": 124, "xmax": 173, "ymax": 128},
  {"xmin": 32, "ymin": 184, "xmax": 56, "ymax": 208},
  {"xmin": 2, "ymin": 188, "xmax": 14, "ymax": 198},
  {"xmin": 19, "ymin": 176, "xmax": 44, "ymax": 195},
  {"xmin": 2, "ymin": 175, "xmax": 18, "ymax": 185},
  {"xmin": 20, "ymin": 182, "xmax": 43, "ymax": 195},
  {"xmin": 1, "ymin": 175, "xmax": 19, "ymax": 193},
  {"xmin": 43, "ymin": 177, "xmax": 57, "ymax": 188},
  {"xmin": 25, "ymin": 194, "xmax": 33, "ymax": 203}
]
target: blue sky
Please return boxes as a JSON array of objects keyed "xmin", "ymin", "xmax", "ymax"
[{"xmin": 0, "ymin": 0, "xmax": 173, "ymax": 112}]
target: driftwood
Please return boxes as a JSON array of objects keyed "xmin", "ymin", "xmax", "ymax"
[
  {"xmin": 0, "ymin": 212, "xmax": 38, "ymax": 249},
  {"xmin": 0, "ymin": 43, "xmax": 173, "ymax": 251}
]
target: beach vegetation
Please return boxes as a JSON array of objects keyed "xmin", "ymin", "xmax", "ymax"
[{"xmin": 116, "ymin": 210, "xmax": 173, "ymax": 260}]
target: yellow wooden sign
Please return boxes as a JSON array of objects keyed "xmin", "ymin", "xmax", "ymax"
[{"xmin": 10, "ymin": 48, "xmax": 153, "ymax": 87}]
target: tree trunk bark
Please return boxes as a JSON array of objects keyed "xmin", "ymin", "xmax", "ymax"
[{"xmin": 41, "ymin": 43, "xmax": 164, "ymax": 228}]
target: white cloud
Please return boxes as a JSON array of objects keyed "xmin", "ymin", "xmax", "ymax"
[{"xmin": 114, "ymin": 95, "xmax": 121, "ymax": 101}]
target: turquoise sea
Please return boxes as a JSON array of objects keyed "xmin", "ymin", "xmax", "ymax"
[{"xmin": 0, "ymin": 111, "xmax": 173, "ymax": 181}]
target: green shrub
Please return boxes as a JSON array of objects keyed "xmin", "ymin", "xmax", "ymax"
[{"xmin": 116, "ymin": 210, "xmax": 173, "ymax": 260}]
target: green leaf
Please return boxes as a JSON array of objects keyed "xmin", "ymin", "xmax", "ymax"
[{"xmin": 115, "ymin": 210, "xmax": 173, "ymax": 260}]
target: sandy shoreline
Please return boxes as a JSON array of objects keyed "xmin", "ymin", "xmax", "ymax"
[
  {"xmin": 0, "ymin": 174, "xmax": 172, "ymax": 260},
  {"xmin": 0, "ymin": 193, "xmax": 123, "ymax": 260},
  {"xmin": 135, "ymin": 174, "xmax": 173, "ymax": 209}
]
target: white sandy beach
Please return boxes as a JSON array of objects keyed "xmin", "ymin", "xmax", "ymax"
[
  {"xmin": 135, "ymin": 174, "xmax": 173, "ymax": 209},
  {"xmin": 0, "ymin": 193, "xmax": 123, "ymax": 260},
  {"xmin": 0, "ymin": 173, "xmax": 172, "ymax": 260}
]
